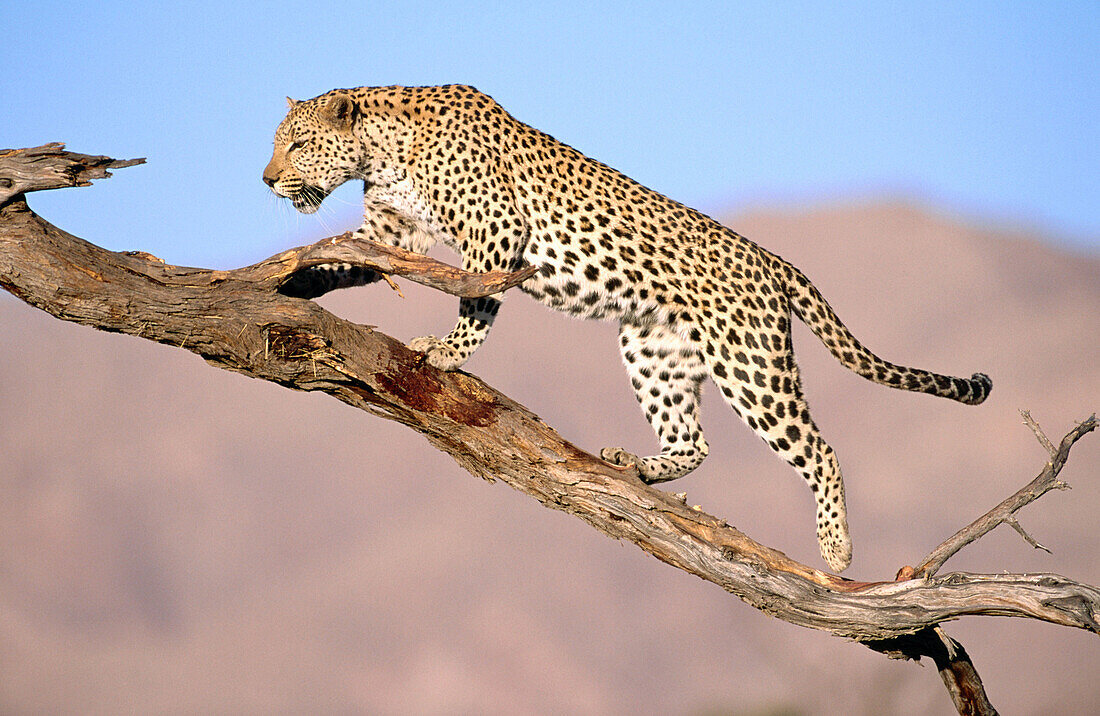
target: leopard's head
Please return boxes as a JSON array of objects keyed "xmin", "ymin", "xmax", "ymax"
[{"xmin": 263, "ymin": 91, "xmax": 362, "ymax": 214}]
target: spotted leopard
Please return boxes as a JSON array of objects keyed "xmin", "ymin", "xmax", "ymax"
[{"xmin": 263, "ymin": 85, "xmax": 991, "ymax": 571}]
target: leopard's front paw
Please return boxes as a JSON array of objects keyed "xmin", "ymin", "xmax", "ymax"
[{"xmin": 408, "ymin": 335, "xmax": 466, "ymax": 371}]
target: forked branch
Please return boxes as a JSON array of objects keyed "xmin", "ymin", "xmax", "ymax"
[
  {"xmin": 2, "ymin": 145, "xmax": 1096, "ymax": 716},
  {"xmin": 912, "ymin": 412, "xmax": 1096, "ymax": 579}
]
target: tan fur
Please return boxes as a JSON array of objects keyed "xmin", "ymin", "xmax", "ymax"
[{"xmin": 264, "ymin": 85, "xmax": 991, "ymax": 571}]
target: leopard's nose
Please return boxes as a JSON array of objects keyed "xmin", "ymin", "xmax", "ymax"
[{"xmin": 262, "ymin": 161, "xmax": 280, "ymax": 188}]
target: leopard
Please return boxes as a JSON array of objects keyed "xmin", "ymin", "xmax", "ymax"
[{"xmin": 263, "ymin": 85, "xmax": 992, "ymax": 572}]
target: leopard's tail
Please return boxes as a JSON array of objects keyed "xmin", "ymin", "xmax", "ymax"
[{"xmin": 773, "ymin": 253, "xmax": 992, "ymax": 405}]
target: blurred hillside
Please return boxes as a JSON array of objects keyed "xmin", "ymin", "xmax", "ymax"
[{"xmin": 1, "ymin": 201, "xmax": 1097, "ymax": 715}]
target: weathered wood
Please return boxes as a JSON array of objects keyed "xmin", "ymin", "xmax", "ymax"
[
  {"xmin": 2, "ymin": 145, "xmax": 1097, "ymax": 715},
  {"xmin": 0, "ymin": 143, "xmax": 145, "ymax": 204}
]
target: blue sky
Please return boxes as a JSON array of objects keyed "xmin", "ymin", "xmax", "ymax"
[{"xmin": 4, "ymin": 2, "xmax": 1097, "ymax": 267}]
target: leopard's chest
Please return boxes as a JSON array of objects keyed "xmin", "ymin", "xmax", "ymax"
[{"xmin": 365, "ymin": 178, "xmax": 453, "ymax": 253}]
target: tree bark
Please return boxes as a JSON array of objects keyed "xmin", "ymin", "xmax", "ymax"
[{"xmin": 2, "ymin": 145, "xmax": 1097, "ymax": 715}]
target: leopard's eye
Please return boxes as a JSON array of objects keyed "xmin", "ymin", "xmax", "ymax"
[{"xmin": 288, "ymin": 140, "xmax": 305, "ymax": 152}]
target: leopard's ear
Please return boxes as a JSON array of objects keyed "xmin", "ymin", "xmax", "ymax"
[
  {"xmin": 286, "ymin": 97, "xmax": 300, "ymax": 109},
  {"xmin": 319, "ymin": 91, "xmax": 356, "ymax": 129}
]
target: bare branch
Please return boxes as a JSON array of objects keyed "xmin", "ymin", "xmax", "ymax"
[
  {"xmin": 914, "ymin": 413, "xmax": 1094, "ymax": 578},
  {"xmin": 1005, "ymin": 516, "xmax": 1052, "ymax": 554},
  {"xmin": 1022, "ymin": 409, "xmax": 1058, "ymax": 456},
  {"xmin": 0, "ymin": 143, "xmax": 145, "ymax": 203}
]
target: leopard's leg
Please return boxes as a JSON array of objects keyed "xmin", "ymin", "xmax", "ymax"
[
  {"xmin": 277, "ymin": 198, "xmax": 509, "ymax": 371},
  {"xmin": 408, "ymin": 198, "xmax": 529, "ymax": 371},
  {"xmin": 408, "ymin": 294, "xmax": 501, "ymax": 371},
  {"xmin": 278, "ymin": 202, "xmax": 431, "ymax": 299},
  {"xmin": 406, "ymin": 225, "xmax": 508, "ymax": 371},
  {"xmin": 278, "ymin": 262, "xmax": 382, "ymax": 298},
  {"xmin": 701, "ymin": 308, "xmax": 852, "ymax": 572},
  {"xmin": 601, "ymin": 322, "xmax": 710, "ymax": 483}
]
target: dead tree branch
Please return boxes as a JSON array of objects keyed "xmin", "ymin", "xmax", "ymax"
[
  {"xmin": 0, "ymin": 143, "xmax": 145, "ymax": 204},
  {"xmin": 2, "ymin": 145, "xmax": 1096, "ymax": 716},
  {"xmin": 912, "ymin": 412, "xmax": 1096, "ymax": 579}
]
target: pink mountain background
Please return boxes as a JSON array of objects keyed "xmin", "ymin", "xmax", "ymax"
[{"xmin": 2, "ymin": 201, "xmax": 1097, "ymax": 714}]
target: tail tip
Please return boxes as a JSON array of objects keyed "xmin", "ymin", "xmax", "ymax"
[{"xmin": 967, "ymin": 372, "xmax": 993, "ymax": 404}]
